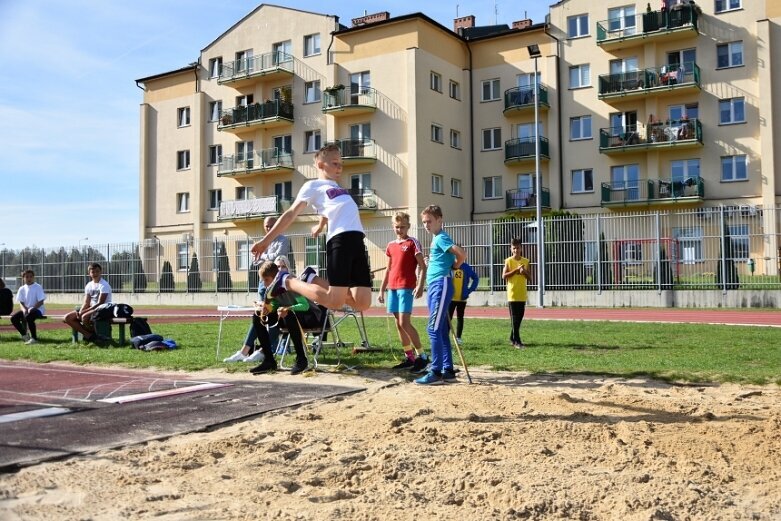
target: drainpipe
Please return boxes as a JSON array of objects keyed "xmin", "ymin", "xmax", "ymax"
[
  {"xmin": 135, "ymin": 80, "xmax": 145, "ymax": 91},
  {"xmin": 466, "ymin": 40, "xmax": 475, "ymax": 220},
  {"xmin": 544, "ymin": 22, "xmax": 563, "ymax": 209}
]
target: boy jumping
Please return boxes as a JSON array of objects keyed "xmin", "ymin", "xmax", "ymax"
[{"xmin": 251, "ymin": 143, "xmax": 372, "ymax": 311}]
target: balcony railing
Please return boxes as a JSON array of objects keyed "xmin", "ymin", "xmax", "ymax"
[
  {"xmin": 218, "ymin": 196, "xmax": 289, "ymax": 221},
  {"xmin": 599, "ymin": 119, "xmax": 703, "ymax": 153},
  {"xmin": 218, "ymin": 100, "xmax": 294, "ymax": 130},
  {"xmin": 218, "ymin": 51, "xmax": 294, "ymax": 84},
  {"xmin": 217, "ymin": 148, "xmax": 293, "ymax": 177},
  {"xmin": 504, "ymin": 136, "xmax": 550, "ymax": 163},
  {"xmin": 598, "ymin": 62, "xmax": 701, "ymax": 98},
  {"xmin": 322, "ymin": 86, "xmax": 377, "ymax": 113},
  {"xmin": 349, "ymin": 188, "xmax": 379, "ymax": 210},
  {"xmin": 601, "ymin": 177, "xmax": 705, "ymax": 206},
  {"xmin": 327, "ymin": 138, "xmax": 377, "ymax": 162},
  {"xmin": 505, "ymin": 188, "xmax": 550, "ymax": 212},
  {"xmin": 597, "ymin": 4, "xmax": 699, "ymax": 47},
  {"xmin": 503, "ymin": 85, "xmax": 549, "ymax": 114}
]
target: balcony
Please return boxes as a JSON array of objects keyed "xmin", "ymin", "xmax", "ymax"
[
  {"xmin": 505, "ymin": 188, "xmax": 551, "ymax": 213},
  {"xmin": 217, "ymin": 148, "xmax": 294, "ymax": 178},
  {"xmin": 218, "ymin": 52, "xmax": 294, "ymax": 87},
  {"xmin": 322, "ymin": 86, "xmax": 377, "ymax": 116},
  {"xmin": 503, "ymin": 85, "xmax": 550, "ymax": 115},
  {"xmin": 349, "ymin": 188, "xmax": 379, "ymax": 211},
  {"xmin": 599, "ymin": 118, "xmax": 703, "ymax": 154},
  {"xmin": 596, "ymin": 4, "xmax": 699, "ymax": 51},
  {"xmin": 218, "ymin": 196, "xmax": 290, "ymax": 221},
  {"xmin": 218, "ymin": 100, "xmax": 294, "ymax": 133},
  {"xmin": 598, "ymin": 63, "xmax": 701, "ymax": 101},
  {"xmin": 328, "ymin": 138, "xmax": 377, "ymax": 166},
  {"xmin": 504, "ymin": 136, "xmax": 550, "ymax": 165},
  {"xmin": 601, "ymin": 177, "xmax": 705, "ymax": 208}
]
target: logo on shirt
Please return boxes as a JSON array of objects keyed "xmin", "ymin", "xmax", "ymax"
[{"xmin": 326, "ymin": 187, "xmax": 350, "ymax": 199}]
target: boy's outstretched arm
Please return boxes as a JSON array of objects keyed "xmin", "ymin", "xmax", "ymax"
[{"xmin": 251, "ymin": 200, "xmax": 307, "ymax": 261}]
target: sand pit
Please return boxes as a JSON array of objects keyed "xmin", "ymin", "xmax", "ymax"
[{"xmin": 1, "ymin": 368, "xmax": 780, "ymax": 520}]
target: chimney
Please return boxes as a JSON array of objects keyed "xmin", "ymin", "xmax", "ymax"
[
  {"xmin": 351, "ymin": 11, "xmax": 390, "ymax": 27},
  {"xmin": 454, "ymin": 15, "xmax": 476, "ymax": 33},
  {"xmin": 512, "ymin": 19, "xmax": 533, "ymax": 30}
]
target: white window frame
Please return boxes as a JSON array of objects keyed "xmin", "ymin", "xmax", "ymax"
[
  {"xmin": 716, "ymin": 41, "xmax": 743, "ymax": 69},
  {"xmin": 176, "ymin": 192, "xmax": 190, "ymax": 213},
  {"xmin": 670, "ymin": 159, "xmax": 700, "ymax": 185},
  {"xmin": 570, "ymin": 115, "xmax": 592, "ymax": 141},
  {"xmin": 305, "ymin": 130, "xmax": 321, "ymax": 153},
  {"xmin": 208, "ymin": 100, "xmax": 222, "ymax": 122},
  {"xmin": 451, "ymin": 178, "xmax": 462, "ymax": 198},
  {"xmin": 719, "ymin": 97, "xmax": 746, "ymax": 124},
  {"xmin": 273, "ymin": 134, "xmax": 292, "ymax": 154},
  {"xmin": 721, "ymin": 155, "xmax": 747, "ymax": 182},
  {"xmin": 235, "ymin": 49, "xmax": 253, "ymax": 73},
  {"xmin": 177, "ymin": 107, "xmax": 190, "ymax": 128},
  {"xmin": 608, "ymin": 5, "xmax": 636, "ymax": 36},
  {"xmin": 482, "ymin": 128, "xmax": 502, "ymax": 151},
  {"xmin": 674, "ymin": 227, "xmax": 704, "ymax": 264},
  {"xmin": 208, "ymin": 189, "xmax": 222, "ymax": 211},
  {"xmin": 304, "ymin": 80, "xmax": 321, "ymax": 104},
  {"xmin": 431, "ymin": 124, "xmax": 443, "ymax": 144},
  {"xmin": 237, "ymin": 242, "xmax": 250, "ymax": 271},
  {"xmin": 431, "ymin": 174, "xmax": 444, "ymax": 194},
  {"xmin": 567, "ymin": 14, "xmax": 589, "ymax": 38},
  {"xmin": 177, "ymin": 243, "xmax": 188, "ymax": 271},
  {"xmin": 208, "ymin": 145, "xmax": 222, "ymax": 166},
  {"xmin": 430, "ymin": 71, "xmax": 442, "ymax": 92},
  {"xmin": 208, "ymin": 57, "xmax": 222, "ymax": 78},
  {"xmin": 623, "ymin": 241, "xmax": 643, "ymax": 265},
  {"xmin": 176, "ymin": 150, "xmax": 190, "ymax": 171},
  {"xmin": 450, "ymin": 129, "xmax": 461, "ymax": 149},
  {"xmin": 728, "ymin": 224, "xmax": 749, "ymax": 261},
  {"xmin": 571, "ymin": 169, "xmax": 594, "ymax": 193},
  {"xmin": 482, "ymin": 176, "xmax": 502, "ymax": 199},
  {"xmin": 569, "ymin": 64, "xmax": 591, "ymax": 89},
  {"xmin": 449, "ymin": 80, "xmax": 460, "ymax": 100},
  {"xmin": 236, "ymin": 186, "xmax": 254, "ymax": 200},
  {"xmin": 303, "ymin": 33, "xmax": 321, "ymax": 57},
  {"xmin": 715, "ymin": 0, "xmax": 741, "ymax": 13},
  {"xmin": 481, "ymin": 79, "xmax": 500, "ymax": 101}
]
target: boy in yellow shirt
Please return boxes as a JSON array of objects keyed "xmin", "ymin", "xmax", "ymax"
[{"xmin": 502, "ymin": 237, "xmax": 530, "ymax": 349}]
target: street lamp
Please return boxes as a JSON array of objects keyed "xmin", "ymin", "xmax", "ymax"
[
  {"xmin": 78, "ymin": 237, "xmax": 89, "ymax": 250},
  {"xmin": 527, "ymin": 44, "xmax": 545, "ymax": 308}
]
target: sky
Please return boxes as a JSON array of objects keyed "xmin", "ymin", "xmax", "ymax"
[{"xmin": 0, "ymin": 0, "xmax": 548, "ymax": 250}]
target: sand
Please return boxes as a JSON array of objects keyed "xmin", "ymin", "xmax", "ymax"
[{"xmin": 2, "ymin": 368, "xmax": 781, "ymax": 521}]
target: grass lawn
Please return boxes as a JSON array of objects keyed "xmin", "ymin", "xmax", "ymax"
[{"xmin": 1, "ymin": 316, "xmax": 779, "ymax": 385}]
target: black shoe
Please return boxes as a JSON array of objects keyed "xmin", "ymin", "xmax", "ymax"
[
  {"xmin": 409, "ymin": 355, "xmax": 429, "ymax": 374},
  {"xmin": 290, "ymin": 359, "xmax": 309, "ymax": 375},
  {"xmin": 392, "ymin": 358, "xmax": 415, "ymax": 369},
  {"xmin": 250, "ymin": 359, "xmax": 278, "ymax": 374}
]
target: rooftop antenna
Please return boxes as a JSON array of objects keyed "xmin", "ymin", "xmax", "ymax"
[
  {"xmin": 456, "ymin": 4, "xmax": 459, "ymax": 18},
  {"xmin": 494, "ymin": 0, "xmax": 498, "ymax": 24}
]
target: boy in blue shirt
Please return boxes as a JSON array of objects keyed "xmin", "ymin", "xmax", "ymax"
[{"xmin": 416, "ymin": 205, "xmax": 466, "ymax": 385}]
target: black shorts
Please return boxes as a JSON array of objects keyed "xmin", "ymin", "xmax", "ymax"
[{"xmin": 326, "ymin": 231, "xmax": 372, "ymax": 288}]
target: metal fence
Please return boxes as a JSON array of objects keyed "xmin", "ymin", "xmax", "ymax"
[{"xmin": 2, "ymin": 206, "xmax": 779, "ymax": 294}]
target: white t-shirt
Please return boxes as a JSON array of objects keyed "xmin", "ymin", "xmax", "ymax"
[
  {"xmin": 16, "ymin": 283, "xmax": 46, "ymax": 315},
  {"xmin": 294, "ymin": 179, "xmax": 363, "ymax": 241},
  {"xmin": 85, "ymin": 278, "xmax": 112, "ymax": 307}
]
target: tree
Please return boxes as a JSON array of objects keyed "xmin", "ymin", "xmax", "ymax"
[
  {"xmin": 545, "ymin": 211, "xmax": 586, "ymax": 289},
  {"xmin": 598, "ymin": 232, "xmax": 613, "ymax": 288},
  {"xmin": 160, "ymin": 261, "xmax": 175, "ymax": 292},
  {"xmin": 716, "ymin": 222, "xmax": 740, "ymax": 290},
  {"xmin": 132, "ymin": 250, "xmax": 147, "ymax": 292},
  {"xmin": 216, "ymin": 242, "xmax": 233, "ymax": 291},
  {"xmin": 187, "ymin": 253, "xmax": 202, "ymax": 292}
]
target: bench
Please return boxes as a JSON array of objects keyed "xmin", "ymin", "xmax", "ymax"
[
  {"xmin": 72, "ymin": 317, "xmax": 130, "ymax": 346},
  {"xmin": 1, "ymin": 315, "xmax": 48, "ymax": 339}
]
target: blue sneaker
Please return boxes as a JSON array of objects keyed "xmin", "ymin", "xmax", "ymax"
[
  {"xmin": 267, "ymin": 271, "xmax": 289, "ymax": 298},
  {"xmin": 301, "ymin": 265, "xmax": 318, "ymax": 284},
  {"xmin": 442, "ymin": 368, "xmax": 457, "ymax": 383},
  {"xmin": 414, "ymin": 370, "xmax": 444, "ymax": 386}
]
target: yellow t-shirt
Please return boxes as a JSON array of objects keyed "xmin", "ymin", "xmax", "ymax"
[{"xmin": 505, "ymin": 256, "xmax": 530, "ymax": 302}]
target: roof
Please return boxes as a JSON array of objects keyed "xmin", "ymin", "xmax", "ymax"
[{"xmin": 135, "ymin": 64, "xmax": 197, "ymax": 84}]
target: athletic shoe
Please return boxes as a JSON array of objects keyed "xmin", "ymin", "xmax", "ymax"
[
  {"xmin": 24, "ymin": 338, "xmax": 38, "ymax": 345},
  {"xmin": 456, "ymin": 337, "xmax": 463, "ymax": 346},
  {"xmin": 267, "ymin": 271, "xmax": 290, "ymax": 298},
  {"xmin": 513, "ymin": 341, "xmax": 525, "ymax": 349},
  {"xmin": 300, "ymin": 266, "xmax": 318, "ymax": 284},
  {"xmin": 21, "ymin": 334, "xmax": 30, "ymax": 342},
  {"xmin": 223, "ymin": 350, "xmax": 247, "ymax": 363},
  {"xmin": 442, "ymin": 368, "xmax": 457, "ymax": 382},
  {"xmin": 392, "ymin": 358, "xmax": 415, "ymax": 369},
  {"xmin": 414, "ymin": 370, "xmax": 444, "ymax": 386},
  {"xmin": 290, "ymin": 359, "xmax": 309, "ymax": 375},
  {"xmin": 243, "ymin": 349, "xmax": 264, "ymax": 362},
  {"xmin": 409, "ymin": 355, "xmax": 429, "ymax": 374},
  {"xmin": 250, "ymin": 358, "xmax": 278, "ymax": 374}
]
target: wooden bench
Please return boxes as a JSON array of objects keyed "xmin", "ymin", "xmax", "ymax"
[{"xmin": 72, "ymin": 317, "xmax": 130, "ymax": 346}]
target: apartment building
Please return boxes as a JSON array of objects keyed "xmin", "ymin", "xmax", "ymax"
[{"xmin": 137, "ymin": 2, "xmax": 780, "ymax": 267}]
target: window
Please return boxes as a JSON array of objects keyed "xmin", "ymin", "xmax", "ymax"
[
  {"xmin": 571, "ymin": 169, "xmax": 594, "ymax": 193},
  {"xmin": 176, "ymin": 192, "xmax": 189, "ymax": 213},
  {"xmin": 273, "ymin": 135, "xmax": 292, "ymax": 154},
  {"xmin": 431, "ymin": 124, "xmax": 443, "ymax": 143},
  {"xmin": 235, "ymin": 49, "xmax": 253, "ymax": 72},
  {"xmin": 449, "ymin": 80, "xmax": 460, "ymax": 100},
  {"xmin": 305, "ymin": 130, "xmax": 321, "ymax": 152},
  {"xmin": 208, "ymin": 101, "xmax": 222, "ymax": 122},
  {"xmin": 236, "ymin": 187, "xmax": 254, "ymax": 200},
  {"xmin": 305, "ymin": 81, "xmax": 321, "ymax": 103},
  {"xmin": 304, "ymin": 33, "xmax": 321, "ymax": 57},
  {"xmin": 208, "ymin": 189, "xmax": 222, "ymax": 210},
  {"xmin": 719, "ymin": 97, "xmax": 745, "ymax": 124},
  {"xmin": 177, "ymin": 107, "xmax": 190, "ymax": 128},
  {"xmin": 272, "ymin": 41, "xmax": 291, "ymax": 64},
  {"xmin": 674, "ymin": 227, "xmax": 703, "ymax": 264},
  {"xmin": 721, "ymin": 155, "xmax": 747, "ymax": 182},
  {"xmin": 482, "ymin": 128, "xmax": 502, "ymax": 150},
  {"xmin": 450, "ymin": 129, "xmax": 461, "ymax": 149},
  {"xmin": 611, "ymin": 164, "xmax": 640, "ymax": 200},
  {"xmin": 237, "ymin": 242, "xmax": 250, "ymax": 271},
  {"xmin": 717, "ymin": 41, "xmax": 743, "ymax": 68},
  {"xmin": 350, "ymin": 123, "xmax": 371, "ymax": 142},
  {"xmin": 670, "ymin": 159, "xmax": 700, "ymax": 185},
  {"xmin": 176, "ymin": 150, "xmax": 190, "ymax": 170},
  {"xmin": 608, "ymin": 5, "xmax": 636, "ymax": 36},
  {"xmin": 715, "ymin": 0, "xmax": 741, "ymax": 13},
  {"xmin": 668, "ymin": 102, "xmax": 699, "ymax": 122},
  {"xmin": 481, "ymin": 79, "xmax": 500, "ymax": 101},
  {"xmin": 567, "ymin": 14, "xmax": 589, "ymax": 38},
  {"xmin": 208, "ymin": 145, "xmax": 222, "ymax": 166},
  {"xmin": 431, "ymin": 174, "xmax": 443, "ymax": 194},
  {"xmin": 570, "ymin": 116, "xmax": 592, "ymax": 140},
  {"xmin": 350, "ymin": 173, "xmax": 371, "ymax": 192},
  {"xmin": 451, "ymin": 178, "xmax": 462, "ymax": 198},
  {"xmin": 275, "ymin": 181, "xmax": 293, "ymax": 202},
  {"xmin": 208, "ymin": 57, "xmax": 222, "ymax": 78},
  {"xmin": 482, "ymin": 176, "xmax": 502, "ymax": 199},
  {"xmin": 177, "ymin": 243, "xmax": 188, "ymax": 270},
  {"xmin": 430, "ymin": 71, "xmax": 442, "ymax": 92},
  {"xmin": 622, "ymin": 242, "xmax": 642, "ymax": 264},
  {"xmin": 236, "ymin": 94, "xmax": 253, "ymax": 107},
  {"xmin": 237, "ymin": 141, "xmax": 254, "ymax": 167},
  {"xmin": 569, "ymin": 64, "xmax": 590, "ymax": 89},
  {"xmin": 728, "ymin": 224, "xmax": 749, "ymax": 261}
]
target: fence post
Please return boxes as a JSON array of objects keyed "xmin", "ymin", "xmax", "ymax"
[
  {"xmin": 596, "ymin": 214, "xmax": 602, "ymax": 295},
  {"xmin": 719, "ymin": 206, "xmax": 727, "ymax": 295},
  {"xmin": 655, "ymin": 212, "xmax": 662, "ymax": 294},
  {"xmin": 156, "ymin": 238, "xmax": 161, "ymax": 295},
  {"xmin": 488, "ymin": 219, "xmax": 495, "ymax": 294}
]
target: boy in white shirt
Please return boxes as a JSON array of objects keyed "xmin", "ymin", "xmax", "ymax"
[
  {"xmin": 12, "ymin": 270, "xmax": 46, "ymax": 344},
  {"xmin": 251, "ymin": 143, "xmax": 372, "ymax": 311},
  {"xmin": 63, "ymin": 263, "xmax": 113, "ymax": 343}
]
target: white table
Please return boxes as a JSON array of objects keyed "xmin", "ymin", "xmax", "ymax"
[{"xmin": 216, "ymin": 305, "xmax": 256, "ymax": 361}]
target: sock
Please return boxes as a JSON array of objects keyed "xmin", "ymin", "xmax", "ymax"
[{"xmin": 403, "ymin": 348, "xmax": 415, "ymax": 361}]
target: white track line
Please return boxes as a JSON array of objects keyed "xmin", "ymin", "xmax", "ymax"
[
  {"xmin": 98, "ymin": 382, "xmax": 231, "ymax": 404},
  {"xmin": 0, "ymin": 407, "xmax": 72, "ymax": 424}
]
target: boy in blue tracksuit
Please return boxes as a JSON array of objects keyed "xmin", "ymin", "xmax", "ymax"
[
  {"xmin": 448, "ymin": 260, "xmax": 479, "ymax": 345},
  {"xmin": 416, "ymin": 205, "xmax": 466, "ymax": 385}
]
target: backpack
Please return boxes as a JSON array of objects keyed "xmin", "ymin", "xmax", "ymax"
[
  {"xmin": 113, "ymin": 303, "xmax": 134, "ymax": 319},
  {"xmin": 130, "ymin": 317, "xmax": 152, "ymax": 337}
]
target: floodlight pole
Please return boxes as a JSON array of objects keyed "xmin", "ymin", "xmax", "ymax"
[{"xmin": 533, "ymin": 54, "xmax": 545, "ymax": 308}]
